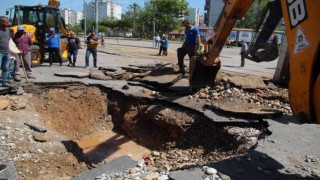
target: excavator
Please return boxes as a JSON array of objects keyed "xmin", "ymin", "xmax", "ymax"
[
  {"xmin": 6, "ymin": 0, "xmax": 69, "ymax": 67},
  {"xmin": 197, "ymin": 0, "xmax": 319, "ymax": 123}
]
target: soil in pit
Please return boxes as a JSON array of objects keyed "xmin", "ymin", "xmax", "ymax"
[{"xmin": 0, "ymin": 85, "xmax": 119, "ymax": 179}]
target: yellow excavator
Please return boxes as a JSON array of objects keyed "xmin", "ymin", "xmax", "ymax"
[
  {"xmin": 199, "ymin": 0, "xmax": 319, "ymax": 123},
  {"xmin": 7, "ymin": 0, "xmax": 69, "ymax": 67}
]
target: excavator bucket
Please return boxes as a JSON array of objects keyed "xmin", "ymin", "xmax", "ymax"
[{"xmin": 245, "ymin": 37, "xmax": 279, "ymax": 62}]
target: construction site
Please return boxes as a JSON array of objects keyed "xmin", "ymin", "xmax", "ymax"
[{"xmin": 0, "ymin": 0, "xmax": 319, "ymax": 180}]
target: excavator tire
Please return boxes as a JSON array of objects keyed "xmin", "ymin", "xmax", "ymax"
[{"xmin": 30, "ymin": 45, "xmax": 44, "ymax": 68}]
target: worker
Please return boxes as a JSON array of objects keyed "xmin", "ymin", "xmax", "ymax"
[
  {"xmin": 13, "ymin": 25, "xmax": 35, "ymax": 80},
  {"xmin": 158, "ymin": 36, "xmax": 169, "ymax": 56},
  {"xmin": 46, "ymin": 27, "xmax": 62, "ymax": 66},
  {"xmin": 239, "ymin": 40, "xmax": 248, "ymax": 67},
  {"xmin": 85, "ymin": 31, "xmax": 100, "ymax": 68},
  {"xmin": 0, "ymin": 16, "xmax": 12, "ymax": 87},
  {"xmin": 67, "ymin": 31, "xmax": 81, "ymax": 67},
  {"xmin": 176, "ymin": 19, "xmax": 201, "ymax": 75}
]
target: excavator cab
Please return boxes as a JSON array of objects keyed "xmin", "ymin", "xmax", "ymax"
[{"xmin": 8, "ymin": 4, "xmax": 68, "ymax": 67}]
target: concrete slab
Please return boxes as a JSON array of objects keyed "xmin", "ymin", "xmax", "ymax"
[
  {"xmin": 169, "ymin": 169, "xmax": 204, "ymax": 180},
  {"xmin": 0, "ymin": 161, "xmax": 18, "ymax": 179},
  {"xmin": 89, "ymin": 69, "xmax": 112, "ymax": 81},
  {"xmin": 142, "ymin": 67, "xmax": 182, "ymax": 87},
  {"xmin": 98, "ymin": 66, "xmax": 122, "ymax": 72},
  {"xmin": 210, "ymin": 101, "xmax": 283, "ymax": 119},
  {"xmin": 227, "ymin": 75, "xmax": 267, "ymax": 89},
  {"xmin": 169, "ymin": 78, "xmax": 191, "ymax": 92},
  {"xmin": 72, "ymin": 156, "xmax": 137, "ymax": 180},
  {"xmin": 54, "ymin": 72, "xmax": 90, "ymax": 78}
]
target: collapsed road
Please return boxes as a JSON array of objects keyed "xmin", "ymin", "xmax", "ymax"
[{"xmin": 0, "ymin": 46, "xmax": 319, "ymax": 180}]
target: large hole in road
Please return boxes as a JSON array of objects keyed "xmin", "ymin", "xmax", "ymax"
[{"xmin": 27, "ymin": 83, "xmax": 263, "ymax": 173}]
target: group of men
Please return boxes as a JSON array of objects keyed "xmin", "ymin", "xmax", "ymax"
[
  {"xmin": 0, "ymin": 15, "xmax": 101, "ymax": 88},
  {"xmin": 0, "ymin": 16, "xmax": 35, "ymax": 88}
]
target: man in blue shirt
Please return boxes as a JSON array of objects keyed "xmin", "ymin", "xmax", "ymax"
[
  {"xmin": 176, "ymin": 20, "xmax": 201, "ymax": 75},
  {"xmin": 46, "ymin": 28, "xmax": 62, "ymax": 66}
]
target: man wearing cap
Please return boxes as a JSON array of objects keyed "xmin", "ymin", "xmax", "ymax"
[
  {"xmin": 46, "ymin": 27, "xmax": 62, "ymax": 66},
  {"xmin": 0, "ymin": 16, "xmax": 13, "ymax": 87},
  {"xmin": 13, "ymin": 25, "xmax": 35, "ymax": 80},
  {"xmin": 176, "ymin": 20, "xmax": 201, "ymax": 75}
]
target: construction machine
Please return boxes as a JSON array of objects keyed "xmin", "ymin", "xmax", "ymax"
[
  {"xmin": 198, "ymin": 0, "xmax": 319, "ymax": 123},
  {"xmin": 6, "ymin": 0, "xmax": 69, "ymax": 67}
]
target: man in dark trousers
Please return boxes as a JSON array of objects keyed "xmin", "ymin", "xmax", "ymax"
[
  {"xmin": 46, "ymin": 27, "xmax": 62, "ymax": 66},
  {"xmin": 85, "ymin": 31, "xmax": 100, "ymax": 68},
  {"xmin": 0, "ymin": 16, "xmax": 12, "ymax": 87},
  {"xmin": 176, "ymin": 20, "xmax": 201, "ymax": 75},
  {"xmin": 13, "ymin": 25, "xmax": 35, "ymax": 80},
  {"xmin": 67, "ymin": 31, "xmax": 81, "ymax": 67}
]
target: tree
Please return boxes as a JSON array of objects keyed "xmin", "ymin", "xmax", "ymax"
[
  {"xmin": 128, "ymin": 3, "xmax": 140, "ymax": 37},
  {"xmin": 235, "ymin": 0, "xmax": 269, "ymax": 29},
  {"xmin": 80, "ymin": 19, "xmax": 94, "ymax": 34}
]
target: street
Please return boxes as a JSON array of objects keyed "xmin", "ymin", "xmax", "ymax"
[{"xmin": 0, "ymin": 38, "xmax": 319, "ymax": 180}]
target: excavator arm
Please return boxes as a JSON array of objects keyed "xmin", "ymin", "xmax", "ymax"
[
  {"xmin": 204, "ymin": 0, "xmax": 320, "ymax": 123},
  {"xmin": 203, "ymin": 0, "xmax": 255, "ymax": 66}
]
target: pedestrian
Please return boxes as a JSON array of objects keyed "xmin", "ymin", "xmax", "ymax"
[
  {"xmin": 176, "ymin": 19, "xmax": 201, "ymax": 75},
  {"xmin": 85, "ymin": 31, "xmax": 100, "ymax": 68},
  {"xmin": 0, "ymin": 16, "xmax": 13, "ymax": 87},
  {"xmin": 155, "ymin": 35, "xmax": 160, "ymax": 48},
  {"xmin": 101, "ymin": 36, "xmax": 105, "ymax": 47},
  {"xmin": 226, "ymin": 39, "xmax": 231, "ymax": 48},
  {"xmin": 67, "ymin": 31, "xmax": 81, "ymax": 67},
  {"xmin": 46, "ymin": 27, "xmax": 62, "ymax": 66},
  {"xmin": 13, "ymin": 25, "xmax": 35, "ymax": 80},
  {"xmin": 158, "ymin": 36, "xmax": 169, "ymax": 56},
  {"xmin": 239, "ymin": 40, "xmax": 248, "ymax": 67}
]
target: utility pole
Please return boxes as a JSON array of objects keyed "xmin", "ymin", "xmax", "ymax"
[
  {"xmin": 152, "ymin": 1, "xmax": 156, "ymax": 47},
  {"xmin": 95, "ymin": 0, "xmax": 99, "ymax": 35},
  {"xmin": 84, "ymin": 0, "xmax": 86, "ymax": 40}
]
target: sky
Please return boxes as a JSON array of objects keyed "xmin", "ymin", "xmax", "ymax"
[{"xmin": 0, "ymin": 0, "xmax": 205, "ymax": 16}]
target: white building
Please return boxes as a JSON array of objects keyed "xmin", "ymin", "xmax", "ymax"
[
  {"xmin": 204, "ymin": 0, "xmax": 225, "ymax": 27},
  {"xmin": 61, "ymin": 8, "xmax": 72, "ymax": 25},
  {"xmin": 85, "ymin": 0, "xmax": 122, "ymax": 21},
  {"xmin": 74, "ymin": 11, "xmax": 84, "ymax": 25},
  {"xmin": 185, "ymin": 8, "xmax": 200, "ymax": 27},
  {"xmin": 61, "ymin": 8, "xmax": 83, "ymax": 26}
]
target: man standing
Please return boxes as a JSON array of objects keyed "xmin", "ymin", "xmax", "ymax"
[
  {"xmin": 46, "ymin": 27, "xmax": 62, "ymax": 66},
  {"xmin": 176, "ymin": 20, "xmax": 201, "ymax": 75},
  {"xmin": 85, "ymin": 31, "xmax": 99, "ymax": 68},
  {"xmin": 0, "ymin": 16, "xmax": 12, "ymax": 87},
  {"xmin": 13, "ymin": 25, "xmax": 35, "ymax": 80},
  {"xmin": 67, "ymin": 31, "xmax": 81, "ymax": 67},
  {"xmin": 155, "ymin": 35, "xmax": 161, "ymax": 48},
  {"xmin": 239, "ymin": 40, "xmax": 248, "ymax": 67}
]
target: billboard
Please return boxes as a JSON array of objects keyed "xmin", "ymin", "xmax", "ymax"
[{"xmin": 238, "ymin": 31, "xmax": 253, "ymax": 42}]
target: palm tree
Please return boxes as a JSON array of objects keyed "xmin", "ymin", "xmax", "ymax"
[{"xmin": 129, "ymin": 3, "xmax": 139, "ymax": 37}]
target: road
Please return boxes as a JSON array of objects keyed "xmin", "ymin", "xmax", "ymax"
[{"xmin": 105, "ymin": 38, "xmax": 279, "ymax": 78}]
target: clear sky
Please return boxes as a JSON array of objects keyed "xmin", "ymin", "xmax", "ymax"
[{"xmin": 0, "ymin": 0, "xmax": 205, "ymax": 16}]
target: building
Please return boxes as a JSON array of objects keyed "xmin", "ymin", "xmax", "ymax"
[
  {"xmin": 185, "ymin": 8, "xmax": 201, "ymax": 27},
  {"xmin": 60, "ymin": 8, "xmax": 72, "ymax": 25},
  {"xmin": 74, "ymin": 11, "xmax": 84, "ymax": 25},
  {"xmin": 61, "ymin": 8, "xmax": 83, "ymax": 26},
  {"xmin": 85, "ymin": 0, "xmax": 122, "ymax": 21},
  {"xmin": 204, "ymin": 0, "xmax": 225, "ymax": 27}
]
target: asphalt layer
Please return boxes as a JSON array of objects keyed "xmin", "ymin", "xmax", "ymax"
[{"xmin": 1, "ymin": 44, "xmax": 319, "ymax": 179}]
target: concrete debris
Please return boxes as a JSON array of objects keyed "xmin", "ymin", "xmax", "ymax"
[
  {"xmin": 54, "ymin": 72, "xmax": 90, "ymax": 78},
  {"xmin": 32, "ymin": 132, "xmax": 48, "ymax": 142},
  {"xmin": 0, "ymin": 98, "xmax": 10, "ymax": 110}
]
